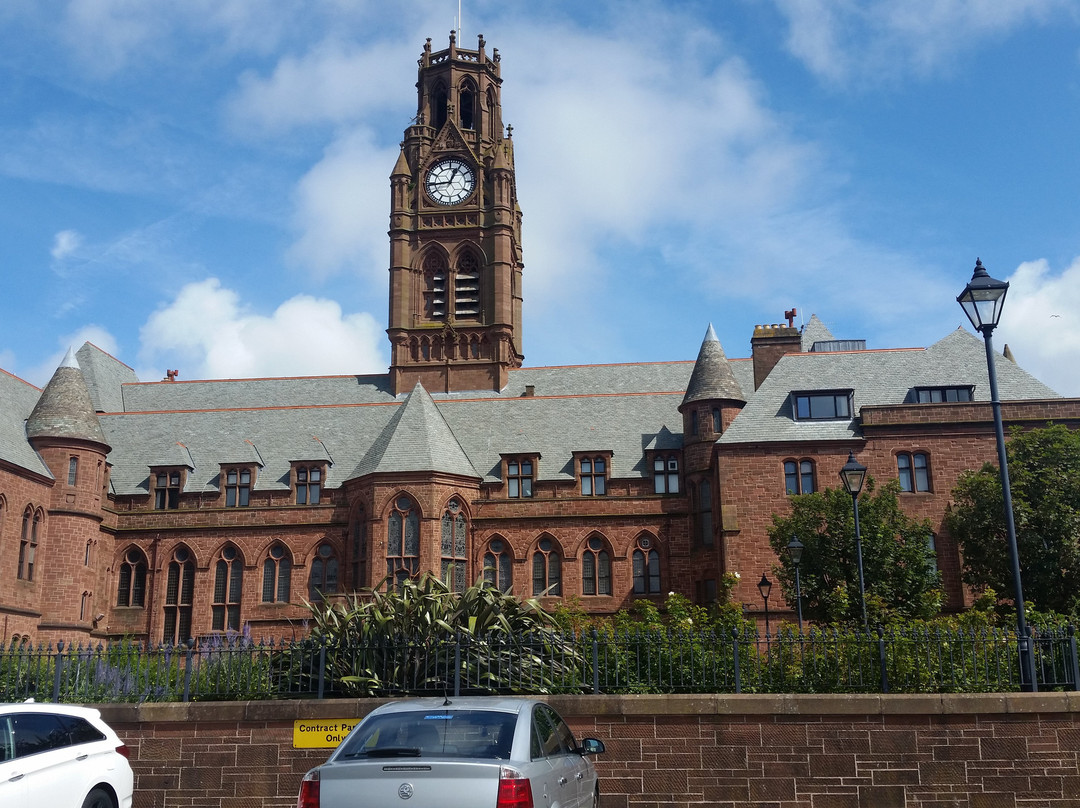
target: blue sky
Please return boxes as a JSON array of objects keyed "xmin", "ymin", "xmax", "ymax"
[{"xmin": 2, "ymin": 0, "xmax": 1079, "ymax": 396}]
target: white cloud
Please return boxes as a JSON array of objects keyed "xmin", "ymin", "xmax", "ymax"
[
  {"xmin": 226, "ymin": 40, "xmax": 415, "ymax": 134},
  {"xmin": 771, "ymin": 0, "xmax": 1073, "ymax": 83},
  {"xmin": 996, "ymin": 256, "xmax": 1080, "ymax": 397},
  {"xmin": 286, "ymin": 129, "xmax": 396, "ymax": 279},
  {"xmin": 25, "ymin": 324, "xmax": 120, "ymax": 387},
  {"xmin": 137, "ymin": 278, "xmax": 386, "ymax": 380},
  {"xmin": 506, "ymin": 27, "xmax": 810, "ymax": 252},
  {"xmin": 50, "ymin": 229, "xmax": 83, "ymax": 261}
]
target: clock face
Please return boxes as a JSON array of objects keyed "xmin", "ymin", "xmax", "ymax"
[{"xmin": 425, "ymin": 158, "xmax": 476, "ymax": 206}]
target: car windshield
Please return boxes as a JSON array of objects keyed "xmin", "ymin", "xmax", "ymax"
[{"xmin": 337, "ymin": 709, "xmax": 516, "ymax": 760}]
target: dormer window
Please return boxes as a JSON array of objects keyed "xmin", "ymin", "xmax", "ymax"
[
  {"xmin": 652, "ymin": 455, "xmax": 680, "ymax": 494},
  {"xmin": 295, "ymin": 466, "xmax": 323, "ymax": 505},
  {"xmin": 792, "ymin": 390, "xmax": 853, "ymax": 421},
  {"xmin": 914, "ymin": 386, "xmax": 973, "ymax": 403},
  {"xmin": 576, "ymin": 454, "xmax": 610, "ymax": 496},
  {"xmin": 153, "ymin": 470, "xmax": 183, "ymax": 510},
  {"xmin": 223, "ymin": 468, "xmax": 252, "ymax": 507},
  {"xmin": 504, "ymin": 456, "xmax": 536, "ymax": 498}
]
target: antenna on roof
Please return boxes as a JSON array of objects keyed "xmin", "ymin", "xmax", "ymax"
[{"xmin": 456, "ymin": 0, "xmax": 463, "ymax": 42}]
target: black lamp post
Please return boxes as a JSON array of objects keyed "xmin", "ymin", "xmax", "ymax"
[
  {"xmin": 757, "ymin": 573, "xmax": 772, "ymax": 637},
  {"xmin": 839, "ymin": 451, "xmax": 869, "ymax": 630},
  {"xmin": 957, "ymin": 258, "xmax": 1037, "ymax": 691},
  {"xmin": 786, "ymin": 536, "xmax": 804, "ymax": 632}
]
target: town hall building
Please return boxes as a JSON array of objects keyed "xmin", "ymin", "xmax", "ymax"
[{"xmin": 2, "ymin": 34, "xmax": 1078, "ymax": 646}]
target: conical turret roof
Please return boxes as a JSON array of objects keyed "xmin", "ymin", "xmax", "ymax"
[
  {"xmin": 349, "ymin": 382, "xmax": 480, "ymax": 480},
  {"xmin": 681, "ymin": 324, "xmax": 745, "ymax": 408},
  {"xmin": 26, "ymin": 348, "xmax": 109, "ymax": 446}
]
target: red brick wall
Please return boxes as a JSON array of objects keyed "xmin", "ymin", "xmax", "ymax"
[{"xmin": 98, "ymin": 693, "xmax": 1080, "ymax": 808}]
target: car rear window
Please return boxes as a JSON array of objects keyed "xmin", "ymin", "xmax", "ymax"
[
  {"xmin": 338, "ymin": 709, "xmax": 516, "ymax": 760},
  {"xmin": 62, "ymin": 716, "xmax": 107, "ymax": 745}
]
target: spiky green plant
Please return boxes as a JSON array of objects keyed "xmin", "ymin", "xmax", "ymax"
[{"xmin": 303, "ymin": 574, "xmax": 582, "ymax": 696}]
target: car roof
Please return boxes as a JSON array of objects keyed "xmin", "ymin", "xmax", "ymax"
[
  {"xmin": 0, "ymin": 702, "xmax": 102, "ymax": 720},
  {"xmin": 368, "ymin": 697, "xmax": 542, "ymax": 717}
]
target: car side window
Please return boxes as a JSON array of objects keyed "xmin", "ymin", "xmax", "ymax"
[
  {"xmin": 0, "ymin": 717, "xmax": 13, "ymax": 762},
  {"xmin": 62, "ymin": 716, "xmax": 106, "ymax": 746},
  {"xmin": 551, "ymin": 711, "xmax": 578, "ymax": 754},
  {"xmin": 532, "ymin": 705, "xmax": 569, "ymax": 759},
  {"xmin": 13, "ymin": 713, "xmax": 69, "ymax": 758}
]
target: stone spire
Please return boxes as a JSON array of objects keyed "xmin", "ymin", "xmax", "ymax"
[
  {"xmin": 681, "ymin": 324, "xmax": 745, "ymax": 409},
  {"xmin": 26, "ymin": 347, "xmax": 109, "ymax": 446}
]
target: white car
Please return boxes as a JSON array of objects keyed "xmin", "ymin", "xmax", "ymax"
[
  {"xmin": 298, "ymin": 697, "xmax": 605, "ymax": 808},
  {"xmin": 0, "ymin": 701, "xmax": 134, "ymax": 808}
]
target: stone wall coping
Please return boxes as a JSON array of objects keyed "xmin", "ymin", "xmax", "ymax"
[{"xmin": 93, "ymin": 691, "xmax": 1080, "ymax": 725}]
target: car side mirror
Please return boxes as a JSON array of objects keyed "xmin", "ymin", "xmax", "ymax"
[{"xmin": 579, "ymin": 737, "xmax": 605, "ymax": 755}]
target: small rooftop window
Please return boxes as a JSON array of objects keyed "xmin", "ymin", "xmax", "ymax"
[
  {"xmin": 914, "ymin": 386, "xmax": 973, "ymax": 404},
  {"xmin": 792, "ymin": 391, "xmax": 853, "ymax": 421}
]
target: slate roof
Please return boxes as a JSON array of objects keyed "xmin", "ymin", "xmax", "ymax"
[
  {"xmin": 350, "ymin": 383, "xmax": 480, "ymax": 480},
  {"xmin": 26, "ymin": 349, "xmax": 109, "ymax": 447},
  {"xmin": 0, "ymin": 369, "xmax": 51, "ymax": 478},
  {"xmin": 0, "ymin": 328, "xmax": 1064, "ymax": 497},
  {"xmin": 800, "ymin": 314, "xmax": 835, "ymax": 351},
  {"xmin": 77, "ymin": 343, "xmax": 138, "ymax": 413},
  {"xmin": 719, "ymin": 328, "xmax": 1060, "ymax": 446},
  {"xmin": 98, "ymin": 385, "xmax": 688, "ymax": 495},
  {"xmin": 682, "ymin": 324, "xmax": 745, "ymax": 407}
]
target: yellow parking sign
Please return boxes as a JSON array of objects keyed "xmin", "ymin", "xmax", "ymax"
[{"xmin": 293, "ymin": 718, "xmax": 361, "ymax": 748}]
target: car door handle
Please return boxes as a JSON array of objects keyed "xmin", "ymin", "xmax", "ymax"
[
  {"xmin": 576, "ymin": 772, "xmax": 584, "ymax": 780},
  {"xmin": 77, "ymin": 754, "xmax": 89, "ymax": 761},
  {"xmin": 8, "ymin": 773, "xmax": 24, "ymax": 782},
  {"xmin": 558, "ymin": 777, "xmax": 568, "ymax": 785}
]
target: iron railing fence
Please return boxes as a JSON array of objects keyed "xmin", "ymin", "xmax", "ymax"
[{"xmin": 1, "ymin": 625, "xmax": 1076, "ymax": 704}]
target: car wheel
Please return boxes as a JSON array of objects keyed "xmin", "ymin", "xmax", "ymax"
[{"xmin": 81, "ymin": 787, "xmax": 116, "ymax": 808}]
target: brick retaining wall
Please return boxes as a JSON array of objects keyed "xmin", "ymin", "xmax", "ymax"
[{"xmin": 98, "ymin": 693, "xmax": 1080, "ymax": 808}]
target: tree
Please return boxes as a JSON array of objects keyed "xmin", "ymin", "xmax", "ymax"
[
  {"xmin": 946, "ymin": 424, "xmax": 1080, "ymax": 615},
  {"xmin": 768, "ymin": 478, "xmax": 942, "ymax": 625}
]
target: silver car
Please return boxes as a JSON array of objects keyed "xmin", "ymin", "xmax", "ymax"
[
  {"xmin": 297, "ymin": 697, "xmax": 605, "ymax": 808},
  {"xmin": 0, "ymin": 701, "xmax": 134, "ymax": 808}
]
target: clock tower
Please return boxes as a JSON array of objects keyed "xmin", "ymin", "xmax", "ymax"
[{"xmin": 387, "ymin": 32, "xmax": 524, "ymax": 394}]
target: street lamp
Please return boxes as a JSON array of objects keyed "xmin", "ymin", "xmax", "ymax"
[
  {"xmin": 757, "ymin": 573, "xmax": 772, "ymax": 637},
  {"xmin": 957, "ymin": 258, "xmax": 1037, "ymax": 691},
  {"xmin": 839, "ymin": 451, "xmax": 869, "ymax": 630},
  {"xmin": 786, "ymin": 536, "xmax": 804, "ymax": 632}
]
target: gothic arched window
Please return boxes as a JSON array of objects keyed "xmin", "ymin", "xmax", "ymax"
[
  {"xmin": 532, "ymin": 537, "xmax": 561, "ymax": 596},
  {"xmin": 212, "ymin": 545, "xmax": 244, "ymax": 632},
  {"xmin": 454, "ymin": 252, "xmax": 481, "ymax": 318},
  {"xmin": 163, "ymin": 547, "xmax": 195, "ymax": 645},
  {"xmin": 633, "ymin": 536, "xmax": 661, "ymax": 594},
  {"xmin": 441, "ymin": 499, "xmax": 468, "ymax": 592},
  {"xmin": 387, "ymin": 496, "xmax": 420, "ymax": 587},
  {"xmin": 582, "ymin": 536, "xmax": 611, "ymax": 596},
  {"xmin": 117, "ymin": 547, "xmax": 148, "ymax": 607},
  {"xmin": 483, "ymin": 537, "xmax": 513, "ymax": 593},
  {"xmin": 309, "ymin": 543, "xmax": 340, "ymax": 601},
  {"xmin": 262, "ymin": 544, "xmax": 292, "ymax": 603},
  {"xmin": 423, "ymin": 252, "xmax": 448, "ymax": 321},
  {"xmin": 432, "ymin": 83, "xmax": 448, "ymax": 130},
  {"xmin": 459, "ymin": 81, "xmax": 476, "ymax": 130},
  {"xmin": 18, "ymin": 507, "xmax": 40, "ymax": 581}
]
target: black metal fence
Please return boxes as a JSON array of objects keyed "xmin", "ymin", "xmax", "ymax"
[{"xmin": 1, "ymin": 625, "xmax": 1076, "ymax": 704}]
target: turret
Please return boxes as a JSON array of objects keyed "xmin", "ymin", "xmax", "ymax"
[{"xmin": 25, "ymin": 348, "xmax": 111, "ymax": 641}]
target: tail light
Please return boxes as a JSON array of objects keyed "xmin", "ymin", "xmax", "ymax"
[
  {"xmin": 496, "ymin": 766, "xmax": 533, "ymax": 808},
  {"xmin": 115, "ymin": 743, "xmax": 131, "ymax": 759},
  {"xmin": 297, "ymin": 769, "xmax": 320, "ymax": 808}
]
